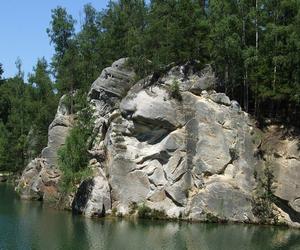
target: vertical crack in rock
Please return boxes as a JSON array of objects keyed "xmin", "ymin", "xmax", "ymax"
[
  {"xmin": 273, "ymin": 196, "xmax": 300, "ymax": 223},
  {"xmin": 72, "ymin": 179, "xmax": 94, "ymax": 215}
]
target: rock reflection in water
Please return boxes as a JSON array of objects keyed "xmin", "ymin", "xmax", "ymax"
[{"xmin": 0, "ymin": 184, "xmax": 300, "ymax": 250}]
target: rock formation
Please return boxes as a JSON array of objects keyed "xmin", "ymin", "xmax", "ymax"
[
  {"xmin": 17, "ymin": 96, "xmax": 73, "ymax": 202},
  {"xmin": 17, "ymin": 58, "xmax": 300, "ymax": 227}
]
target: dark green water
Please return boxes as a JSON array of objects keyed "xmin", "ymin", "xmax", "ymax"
[{"xmin": 1, "ymin": 184, "xmax": 300, "ymax": 250}]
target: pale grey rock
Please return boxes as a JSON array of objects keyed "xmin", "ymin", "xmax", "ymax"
[
  {"xmin": 188, "ymin": 181, "xmax": 254, "ymax": 222},
  {"xmin": 231, "ymin": 100, "xmax": 241, "ymax": 112},
  {"xmin": 209, "ymin": 93, "xmax": 231, "ymax": 106},
  {"xmin": 18, "ymin": 59, "xmax": 300, "ymax": 227},
  {"xmin": 72, "ymin": 174, "xmax": 111, "ymax": 217},
  {"xmin": 271, "ymin": 151, "xmax": 300, "ymax": 212},
  {"xmin": 165, "ymin": 174, "xmax": 191, "ymax": 206},
  {"xmin": 188, "ymin": 65, "xmax": 216, "ymax": 94},
  {"xmin": 42, "ymin": 94, "xmax": 73, "ymax": 167},
  {"xmin": 18, "ymin": 95, "xmax": 72, "ymax": 201},
  {"xmin": 260, "ymin": 126, "xmax": 300, "ymax": 225},
  {"xmin": 161, "ymin": 64, "xmax": 216, "ymax": 95},
  {"xmin": 120, "ymin": 86, "xmax": 185, "ymax": 130},
  {"xmin": 90, "ymin": 62, "xmax": 282, "ymax": 224},
  {"xmin": 41, "ymin": 126, "xmax": 70, "ymax": 167},
  {"xmin": 17, "ymin": 158, "xmax": 61, "ymax": 201},
  {"xmin": 149, "ymin": 166, "xmax": 168, "ymax": 186},
  {"xmin": 89, "ymin": 58, "xmax": 136, "ymax": 98}
]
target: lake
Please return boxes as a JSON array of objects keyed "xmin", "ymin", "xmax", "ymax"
[{"xmin": 0, "ymin": 184, "xmax": 300, "ymax": 250}]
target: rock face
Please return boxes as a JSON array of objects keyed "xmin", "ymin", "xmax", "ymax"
[
  {"xmin": 17, "ymin": 96, "xmax": 73, "ymax": 201},
  {"xmin": 18, "ymin": 58, "xmax": 300, "ymax": 227},
  {"xmin": 261, "ymin": 126, "xmax": 300, "ymax": 225}
]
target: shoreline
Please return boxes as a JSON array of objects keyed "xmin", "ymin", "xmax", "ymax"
[{"xmin": 11, "ymin": 183, "xmax": 300, "ymax": 230}]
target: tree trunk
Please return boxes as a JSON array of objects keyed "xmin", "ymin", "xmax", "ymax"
[
  {"xmin": 272, "ymin": 7, "xmax": 278, "ymax": 119},
  {"xmin": 244, "ymin": 68, "xmax": 249, "ymax": 112},
  {"xmin": 199, "ymin": 0, "xmax": 206, "ymax": 13},
  {"xmin": 225, "ymin": 64, "xmax": 229, "ymax": 95},
  {"xmin": 254, "ymin": 0, "xmax": 259, "ymax": 117},
  {"xmin": 242, "ymin": 16, "xmax": 249, "ymax": 112}
]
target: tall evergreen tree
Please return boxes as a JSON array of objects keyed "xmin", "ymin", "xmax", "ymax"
[
  {"xmin": 77, "ymin": 4, "xmax": 104, "ymax": 91},
  {"xmin": 28, "ymin": 58, "xmax": 57, "ymax": 156},
  {"xmin": 0, "ymin": 63, "xmax": 3, "ymax": 80}
]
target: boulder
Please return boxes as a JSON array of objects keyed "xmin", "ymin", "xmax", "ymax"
[
  {"xmin": 89, "ymin": 58, "xmax": 136, "ymax": 98},
  {"xmin": 73, "ymin": 174, "xmax": 111, "ymax": 217},
  {"xmin": 209, "ymin": 93, "xmax": 231, "ymax": 106},
  {"xmin": 188, "ymin": 181, "xmax": 254, "ymax": 222},
  {"xmin": 17, "ymin": 95, "xmax": 72, "ymax": 201}
]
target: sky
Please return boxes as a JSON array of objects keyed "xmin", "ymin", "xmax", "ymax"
[{"xmin": 0, "ymin": 0, "xmax": 109, "ymax": 80}]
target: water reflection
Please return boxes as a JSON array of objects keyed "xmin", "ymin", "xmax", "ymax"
[{"xmin": 1, "ymin": 184, "xmax": 300, "ymax": 250}]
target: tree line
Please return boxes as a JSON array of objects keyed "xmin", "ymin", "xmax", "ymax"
[{"xmin": 0, "ymin": 0, "xmax": 299, "ymax": 172}]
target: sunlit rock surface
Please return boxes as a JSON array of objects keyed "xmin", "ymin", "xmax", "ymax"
[{"xmin": 18, "ymin": 58, "xmax": 300, "ymax": 227}]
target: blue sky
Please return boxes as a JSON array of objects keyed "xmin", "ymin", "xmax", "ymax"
[{"xmin": 0, "ymin": 0, "xmax": 109, "ymax": 80}]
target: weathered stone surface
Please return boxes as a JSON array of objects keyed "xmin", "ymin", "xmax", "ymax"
[
  {"xmin": 92, "ymin": 62, "xmax": 264, "ymax": 222},
  {"xmin": 42, "ymin": 95, "xmax": 73, "ymax": 167},
  {"xmin": 209, "ymin": 93, "xmax": 231, "ymax": 106},
  {"xmin": 73, "ymin": 174, "xmax": 111, "ymax": 217},
  {"xmin": 17, "ymin": 95, "xmax": 72, "ymax": 201},
  {"xmin": 120, "ymin": 86, "xmax": 185, "ymax": 130},
  {"xmin": 17, "ymin": 158, "xmax": 61, "ymax": 201},
  {"xmin": 41, "ymin": 126, "xmax": 70, "ymax": 167},
  {"xmin": 89, "ymin": 58, "xmax": 136, "ymax": 98},
  {"xmin": 161, "ymin": 63, "xmax": 216, "ymax": 95},
  {"xmin": 188, "ymin": 180, "xmax": 254, "ymax": 222},
  {"xmin": 231, "ymin": 100, "xmax": 241, "ymax": 112},
  {"xmin": 18, "ymin": 59, "xmax": 300, "ymax": 227},
  {"xmin": 262, "ymin": 126, "xmax": 300, "ymax": 221}
]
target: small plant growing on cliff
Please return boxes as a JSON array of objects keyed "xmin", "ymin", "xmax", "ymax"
[
  {"xmin": 58, "ymin": 92, "xmax": 94, "ymax": 193},
  {"xmin": 252, "ymin": 164, "xmax": 276, "ymax": 223},
  {"xmin": 168, "ymin": 80, "xmax": 182, "ymax": 101}
]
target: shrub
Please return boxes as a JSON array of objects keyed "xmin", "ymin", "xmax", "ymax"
[
  {"xmin": 137, "ymin": 204, "xmax": 167, "ymax": 220},
  {"xmin": 58, "ymin": 92, "xmax": 94, "ymax": 193},
  {"xmin": 252, "ymin": 197, "xmax": 274, "ymax": 223},
  {"xmin": 252, "ymin": 164, "xmax": 276, "ymax": 222},
  {"xmin": 169, "ymin": 80, "xmax": 182, "ymax": 101}
]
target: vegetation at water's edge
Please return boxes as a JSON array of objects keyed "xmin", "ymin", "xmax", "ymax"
[
  {"xmin": 58, "ymin": 92, "xmax": 95, "ymax": 193},
  {"xmin": 0, "ymin": 0, "xmax": 300, "ymax": 174},
  {"xmin": 252, "ymin": 163, "xmax": 277, "ymax": 224}
]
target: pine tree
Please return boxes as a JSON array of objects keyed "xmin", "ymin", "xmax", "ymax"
[
  {"xmin": 0, "ymin": 63, "xmax": 3, "ymax": 80},
  {"xmin": 77, "ymin": 4, "xmax": 104, "ymax": 91},
  {"xmin": 28, "ymin": 58, "xmax": 57, "ymax": 155}
]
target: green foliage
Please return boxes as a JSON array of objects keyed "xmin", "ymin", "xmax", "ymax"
[
  {"xmin": 47, "ymin": 0, "xmax": 300, "ymax": 124},
  {"xmin": 0, "ymin": 63, "xmax": 3, "ymax": 80},
  {"xmin": 0, "ymin": 58, "xmax": 57, "ymax": 172},
  {"xmin": 58, "ymin": 92, "xmax": 94, "ymax": 192},
  {"xmin": 47, "ymin": 7, "xmax": 75, "ymax": 59},
  {"xmin": 252, "ymin": 164, "xmax": 276, "ymax": 223},
  {"xmin": 0, "ymin": 122, "xmax": 9, "ymax": 170},
  {"xmin": 137, "ymin": 204, "xmax": 167, "ymax": 220},
  {"xmin": 169, "ymin": 80, "xmax": 182, "ymax": 101},
  {"xmin": 1, "ymin": 0, "xmax": 300, "ymax": 174},
  {"xmin": 206, "ymin": 213, "xmax": 220, "ymax": 223},
  {"xmin": 252, "ymin": 197, "xmax": 275, "ymax": 223},
  {"xmin": 28, "ymin": 58, "xmax": 58, "ymax": 155}
]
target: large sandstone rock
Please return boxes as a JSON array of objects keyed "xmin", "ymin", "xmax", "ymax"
[
  {"xmin": 17, "ymin": 95, "xmax": 73, "ymax": 201},
  {"xmin": 72, "ymin": 171, "xmax": 111, "ymax": 217},
  {"xmin": 18, "ymin": 58, "xmax": 300, "ymax": 227},
  {"xmin": 262, "ymin": 126, "xmax": 300, "ymax": 223},
  {"xmin": 84, "ymin": 61, "xmax": 264, "ymax": 223},
  {"xmin": 89, "ymin": 58, "xmax": 136, "ymax": 98}
]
